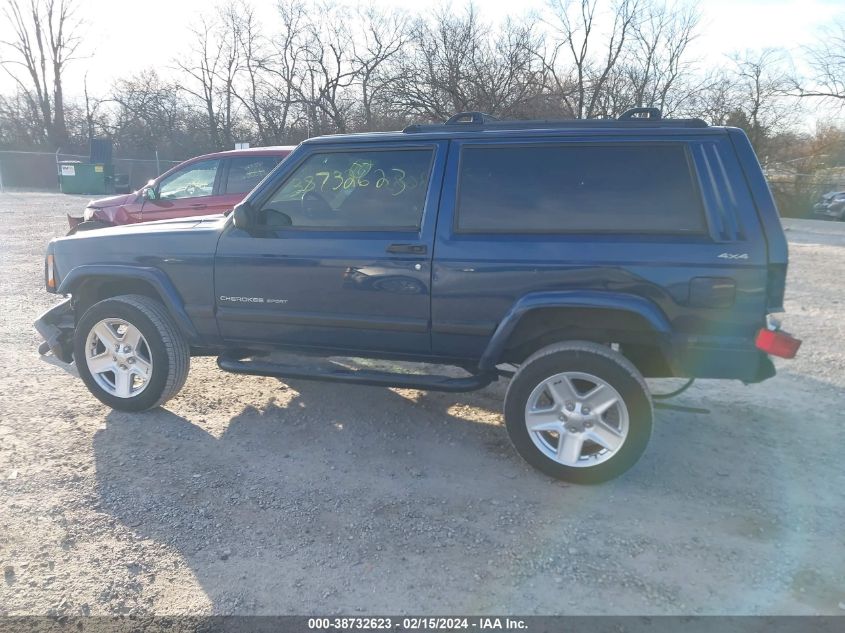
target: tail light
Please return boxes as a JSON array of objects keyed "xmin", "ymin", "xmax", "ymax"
[
  {"xmin": 766, "ymin": 263, "xmax": 786, "ymax": 312},
  {"xmin": 755, "ymin": 327, "xmax": 801, "ymax": 359}
]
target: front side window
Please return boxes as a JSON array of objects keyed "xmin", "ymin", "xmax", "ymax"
[
  {"xmin": 224, "ymin": 156, "xmax": 283, "ymax": 194},
  {"xmin": 456, "ymin": 144, "xmax": 705, "ymax": 233},
  {"xmin": 158, "ymin": 159, "xmax": 220, "ymax": 200},
  {"xmin": 258, "ymin": 149, "xmax": 434, "ymax": 229}
]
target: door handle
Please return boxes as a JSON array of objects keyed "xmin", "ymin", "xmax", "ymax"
[
  {"xmin": 386, "ymin": 243, "xmax": 427, "ymax": 254},
  {"xmin": 189, "ymin": 203, "xmax": 207, "ymax": 209}
]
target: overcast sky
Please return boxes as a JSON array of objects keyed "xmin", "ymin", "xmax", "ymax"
[{"xmin": 1, "ymin": 0, "xmax": 844, "ymax": 103}]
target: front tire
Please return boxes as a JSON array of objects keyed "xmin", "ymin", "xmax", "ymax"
[
  {"xmin": 504, "ymin": 341, "xmax": 652, "ymax": 484},
  {"xmin": 74, "ymin": 295, "xmax": 190, "ymax": 411}
]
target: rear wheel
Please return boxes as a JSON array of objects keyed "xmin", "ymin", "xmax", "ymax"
[
  {"xmin": 504, "ymin": 341, "xmax": 652, "ymax": 484},
  {"xmin": 73, "ymin": 295, "xmax": 190, "ymax": 411}
]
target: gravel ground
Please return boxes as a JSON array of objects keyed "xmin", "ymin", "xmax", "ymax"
[{"xmin": 0, "ymin": 191, "xmax": 843, "ymax": 616}]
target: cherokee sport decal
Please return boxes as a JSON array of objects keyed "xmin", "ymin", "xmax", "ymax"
[{"xmin": 219, "ymin": 296, "xmax": 289, "ymax": 304}]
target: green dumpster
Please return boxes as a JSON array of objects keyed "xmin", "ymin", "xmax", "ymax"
[{"xmin": 58, "ymin": 161, "xmax": 114, "ymax": 195}]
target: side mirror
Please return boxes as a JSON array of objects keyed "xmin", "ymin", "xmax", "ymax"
[
  {"xmin": 142, "ymin": 184, "xmax": 158, "ymax": 201},
  {"xmin": 232, "ymin": 201, "xmax": 256, "ymax": 230}
]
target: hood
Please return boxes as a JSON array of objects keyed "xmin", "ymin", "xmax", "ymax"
[
  {"xmin": 69, "ymin": 214, "xmax": 228, "ymax": 238},
  {"xmin": 48, "ymin": 215, "xmax": 228, "ymax": 288},
  {"xmin": 87, "ymin": 192, "xmax": 139, "ymax": 208}
]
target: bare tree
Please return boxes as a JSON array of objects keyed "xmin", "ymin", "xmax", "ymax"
[
  {"xmin": 82, "ymin": 73, "xmax": 101, "ymax": 141},
  {"xmin": 791, "ymin": 19, "xmax": 845, "ymax": 104},
  {"xmin": 540, "ymin": 0, "xmax": 639, "ymax": 118},
  {"xmin": 175, "ymin": 8, "xmax": 241, "ymax": 148},
  {"xmin": 388, "ymin": 5, "xmax": 543, "ymax": 120},
  {"xmin": 108, "ymin": 69, "xmax": 212, "ymax": 158},
  {"xmin": 239, "ymin": 0, "xmax": 310, "ymax": 142},
  {"xmin": 0, "ymin": 90, "xmax": 44, "ymax": 145},
  {"xmin": 351, "ymin": 6, "xmax": 408, "ymax": 129},
  {"xmin": 481, "ymin": 17, "xmax": 547, "ymax": 117},
  {"xmin": 387, "ymin": 10, "xmax": 480, "ymax": 119},
  {"xmin": 230, "ymin": 0, "xmax": 272, "ymax": 143},
  {"xmin": 684, "ymin": 71, "xmax": 740, "ymax": 125},
  {"xmin": 625, "ymin": 1, "xmax": 699, "ymax": 115},
  {"xmin": 216, "ymin": 5, "xmax": 243, "ymax": 145},
  {"xmin": 299, "ymin": 2, "xmax": 360, "ymax": 134},
  {"xmin": 729, "ymin": 49, "xmax": 793, "ymax": 154},
  {"xmin": 0, "ymin": 0, "xmax": 83, "ymax": 147}
]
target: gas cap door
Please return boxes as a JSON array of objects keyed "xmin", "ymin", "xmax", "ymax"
[{"xmin": 689, "ymin": 277, "xmax": 736, "ymax": 308}]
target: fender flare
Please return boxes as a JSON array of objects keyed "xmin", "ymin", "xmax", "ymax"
[
  {"xmin": 478, "ymin": 290, "xmax": 673, "ymax": 371},
  {"xmin": 57, "ymin": 264, "xmax": 200, "ymax": 342}
]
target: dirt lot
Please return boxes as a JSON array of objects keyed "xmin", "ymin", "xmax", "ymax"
[{"xmin": 0, "ymin": 191, "xmax": 843, "ymax": 616}]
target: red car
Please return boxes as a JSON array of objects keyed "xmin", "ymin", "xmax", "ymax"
[{"xmin": 68, "ymin": 146, "xmax": 294, "ymax": 231}]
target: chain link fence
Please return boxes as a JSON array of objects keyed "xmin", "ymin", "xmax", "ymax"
[
  {"xmin": 0, "ymin": 150, "xmax": 182, "ymax": 193},
  {"xmin": 765, "ymin": 166, "xmax": 845, "ymax": 217}
]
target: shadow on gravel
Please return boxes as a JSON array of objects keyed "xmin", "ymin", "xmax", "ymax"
[
  {"xmin": 91, "ymin": 381, "xmax": 541, "ymax": 613},
  {"xmin": 90, "ymin": 373, "xmax": 845, "ymax": 614}
]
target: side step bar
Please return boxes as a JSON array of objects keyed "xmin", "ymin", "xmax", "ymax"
[{"xmin": 217, "ymin": 355, "xmax": 497, "ymax": 393}]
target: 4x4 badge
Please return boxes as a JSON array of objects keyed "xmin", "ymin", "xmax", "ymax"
[{"xmin": 717, "ymin": 252, "xmax": 749, "ymax": 260}]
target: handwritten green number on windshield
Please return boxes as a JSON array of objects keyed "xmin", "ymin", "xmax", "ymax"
[
  {"xmin": 391, "ymin": 168, "xmax": 406, "ymax": 196},
  {"xmin": 332, "ymin": 170, "xmax": 344, "ymax": 191},
  {"xmin": 374, "ymin": 169, "xmax": 388, "ymax": 188},
  {"xmin": 284, "ymin": 161, "xmax": 424, "ymax": 198},
  {"xmin": 316, "ymin": 171, "xmax": 330, "ymax": 191},
  {"xmin": 358, "ymin": 161, "xmax": 372, "ymax": 186}
]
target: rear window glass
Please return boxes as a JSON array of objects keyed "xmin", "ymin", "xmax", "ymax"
[
  {"xmin": 456, "ymin": 144, "xmax": 705, "ymax": 233},
  {"xmin": 224, "ymin": 156, "xmax": 283, "ymax": 194}
]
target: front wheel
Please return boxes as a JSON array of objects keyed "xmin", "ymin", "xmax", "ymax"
[
  {"xmin": 73, "ymin": 295, "xmax": 190, "ymax": 411},
  {"xmin": 504, "ymin": 341, "xmax": 653, "ymax": 484}
]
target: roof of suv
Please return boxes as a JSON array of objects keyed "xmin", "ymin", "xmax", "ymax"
[
  {"xmin": 302, "ymin": 109, "xmax": 727, "ymax": 146},
  {"xmin": 191, "ymin": 146, "xmax": 296, "ymax": 161}
]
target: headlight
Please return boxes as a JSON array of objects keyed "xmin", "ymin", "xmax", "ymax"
[
  {"xmin": 83, "ymin": 206, "xmax": 96, "ymax": 221},
  {"xmin": 46, "ymin": 254, "xmax": 56, "ymax": 291},
  {"xmin": 834, "ymin": 194, "xmax": 845, "ymax": 202}
]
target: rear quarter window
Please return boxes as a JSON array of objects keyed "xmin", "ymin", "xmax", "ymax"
[
  {"xmin": 224, "ymin": 156, "xmax": 284, "ymax": 194},
  {"xmin": 455, "ymin": 143, "xmax": 705, "ymax": 234}
]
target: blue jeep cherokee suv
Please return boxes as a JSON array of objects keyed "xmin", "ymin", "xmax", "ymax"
[{"xmin": 36, "ymin": 108, "xmax": 801, "ymax": 483}]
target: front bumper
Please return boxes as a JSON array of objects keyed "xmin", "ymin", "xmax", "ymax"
[
  {"xmin": 34, "ymin": 299, "xmax": 75, "ymax": 363},
  {"xmin": 813, "ymin": 202, "xmax": 845, "ymax": 220},
  {"xmin": 67, "ymin": 214, "xmax": 83, "ymax": 231}
]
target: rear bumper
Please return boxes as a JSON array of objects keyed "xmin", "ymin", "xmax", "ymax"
[
  {"xmin": 34, "ymin": 299, "xmax": 75, "ymax": 363},
  {"xmin": 672, "ymin": 340, "xmax": 776, "ymax": 384}
]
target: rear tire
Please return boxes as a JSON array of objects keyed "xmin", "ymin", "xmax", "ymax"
[
  {"xmin": 504, "ymin": 341, "xmax": 652, "ymax": 484},
  {"xmin": 74, "ymin": 295, "xmax": 190, "ymax": 411}
]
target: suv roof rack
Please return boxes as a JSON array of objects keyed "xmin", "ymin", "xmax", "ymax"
[
  {"xmin": 618, "ymin": 107, "xmax": 662, "ymax": 120},
  {"xmin": 402, "ymin": 108, "xmax": 708, "ymax": 133}
]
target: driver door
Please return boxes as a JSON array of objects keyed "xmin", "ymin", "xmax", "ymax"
[
  {"xmin": 214, "ymin": 142, "xmax": 447, "ymax": 354},
  {"xmin": 142, "ymin": 158, "xmax": 224, "ymax": 222}
]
